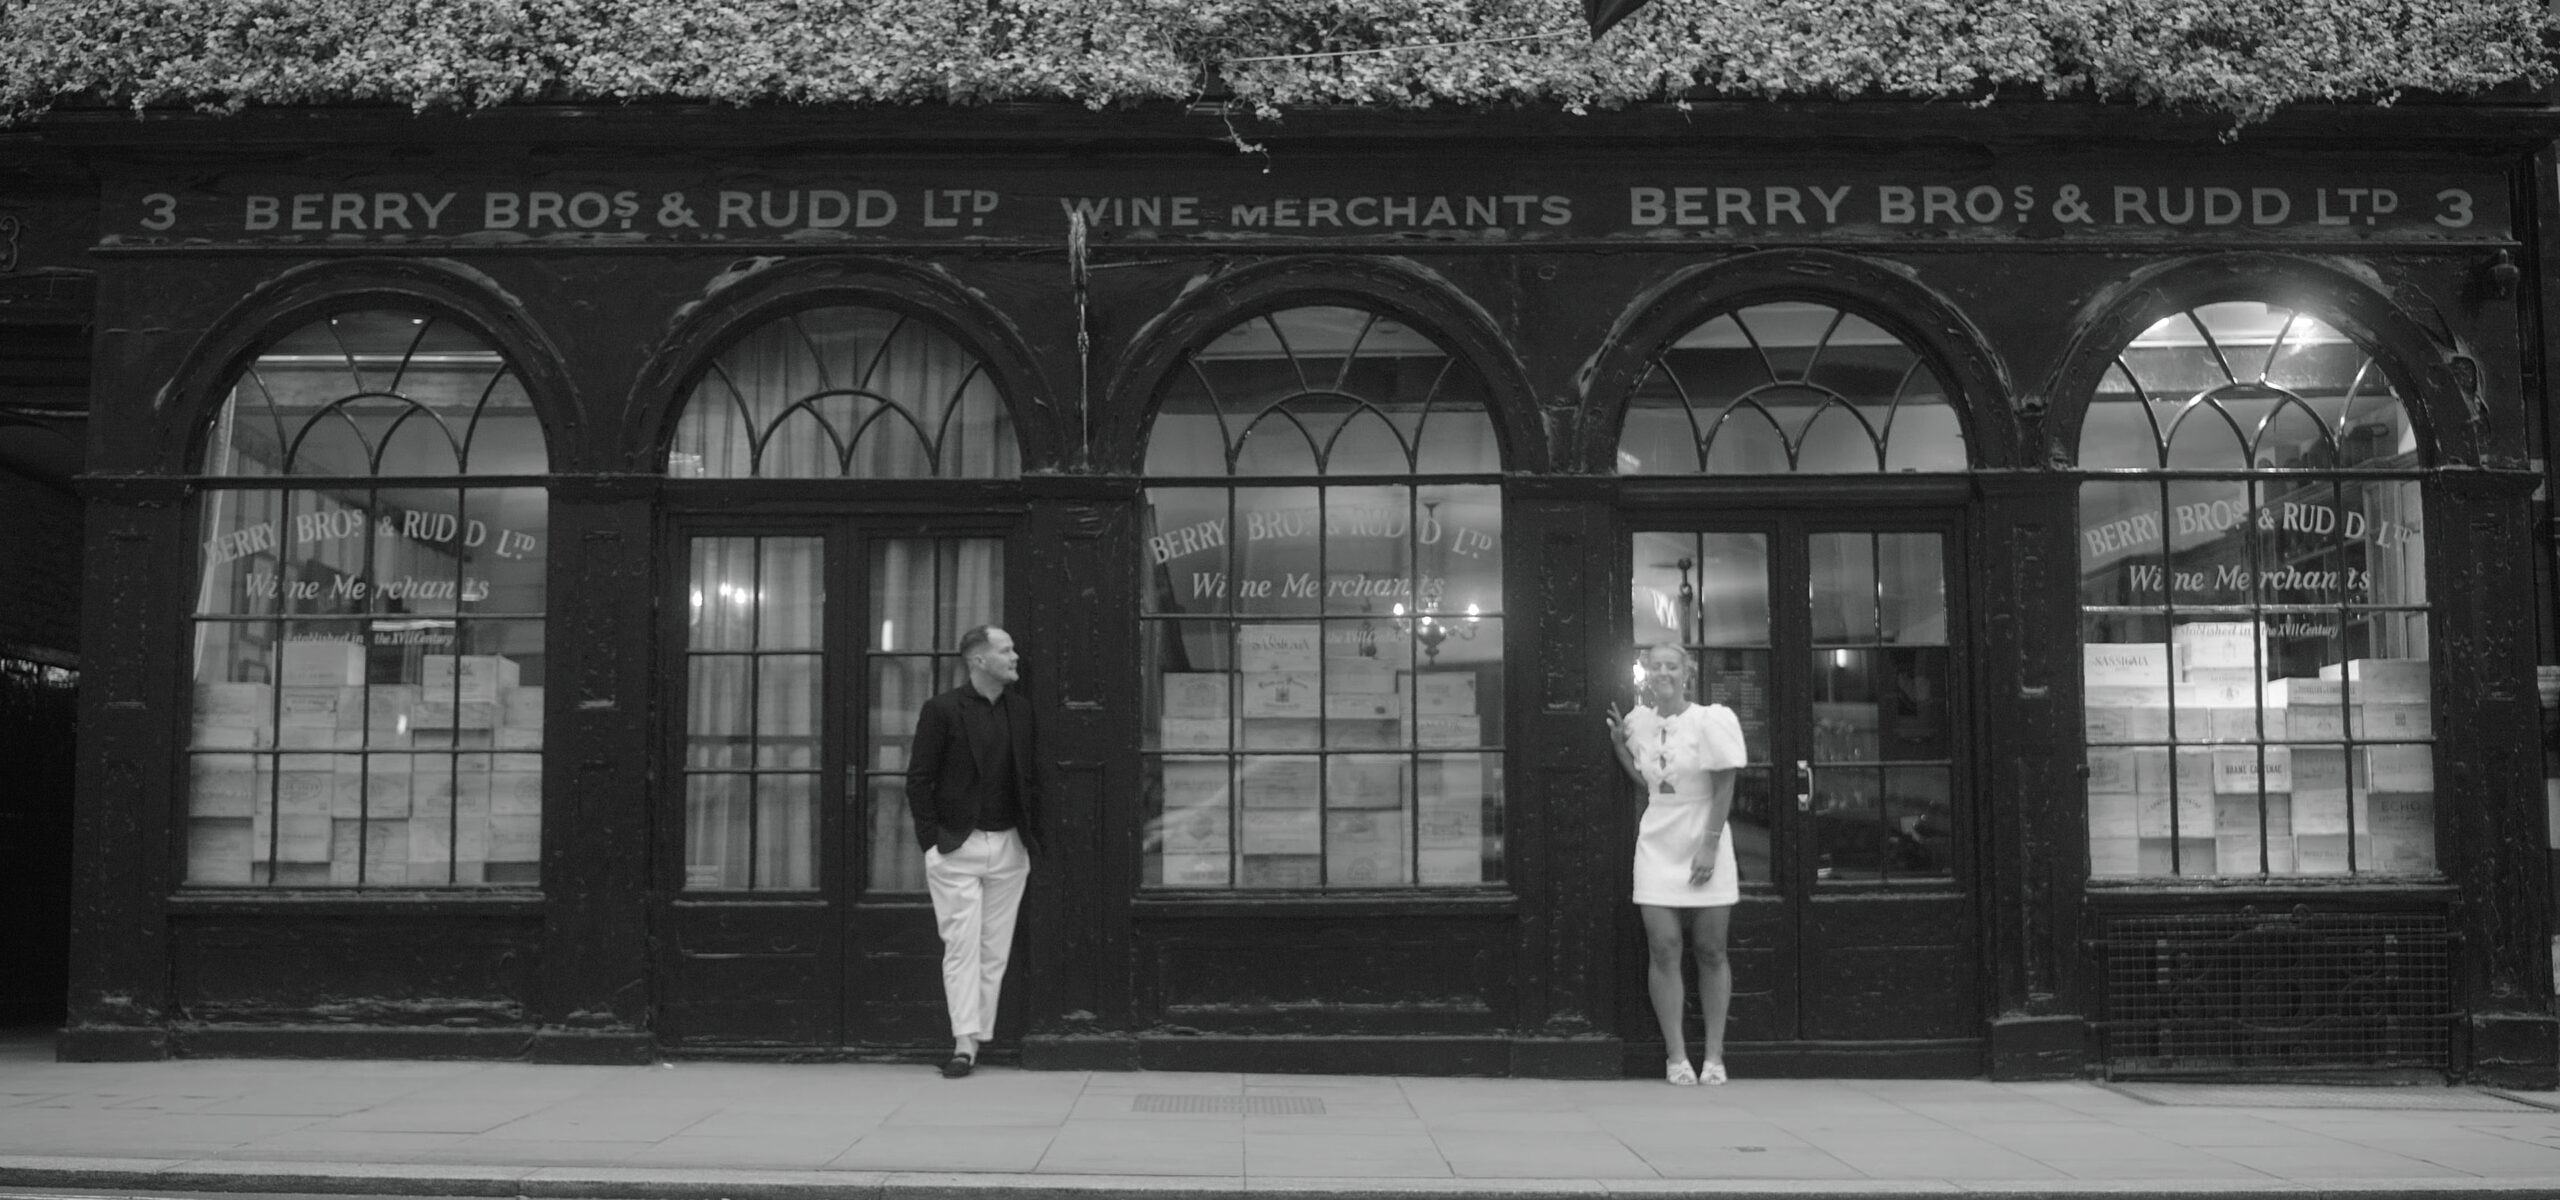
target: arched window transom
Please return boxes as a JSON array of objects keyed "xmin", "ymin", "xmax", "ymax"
[
  {"xmin": 209, "ymin": 309, "xmax": 543, "ymax": 477},
  {"xmin": 1145, "ymin": 306, "xmax": 1499, "ymax": 477},
  {"xmin": 669, "ymin": 305, "xmax": 1018, "ymax": 479},
  {"xmin": 2082, "ymin": 302, "xmax": 2416, "ymax": 470},
  {"xmin": 1620, "ymin": 301, "xmax": 1965, "ymax": 474}
]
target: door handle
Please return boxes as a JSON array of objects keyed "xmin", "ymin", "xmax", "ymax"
[{"xmin": 1796, "ymin": 759, "xmax": 1813, "ymax": 812}]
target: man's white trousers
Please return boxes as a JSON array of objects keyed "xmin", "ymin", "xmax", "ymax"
[{"xmin": 923, "ymin": 828, "xmax": 1030, "ymax": 1041}]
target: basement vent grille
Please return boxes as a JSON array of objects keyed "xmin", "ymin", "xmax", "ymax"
[
  {"xmin": 1133, "ymin": 1094, "xmax": 1325, "ymax": 1115},
  {"xmin": 2107, "ymin": 1082, "xmax": 2542, "ymax": 1111},
  {"xmin": 2094, "ymin": 907, "xmax": 2456, "ymax": 1077}
]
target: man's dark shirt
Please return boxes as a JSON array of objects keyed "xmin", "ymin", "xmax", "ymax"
[{"xmin": 956, "ymin": 686, "xmax": 1022, "ymax": 831}]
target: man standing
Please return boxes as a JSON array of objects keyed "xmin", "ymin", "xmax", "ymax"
[{"xmin": 907, "ymin": 624, "xmax": 1041, "ymax": 1078}]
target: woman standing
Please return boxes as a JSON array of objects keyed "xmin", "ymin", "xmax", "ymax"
[{"xmin": 1606, "ymin": 643, "xmax": 1747, "ymax": 1085}]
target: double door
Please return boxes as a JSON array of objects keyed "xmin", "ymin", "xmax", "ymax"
[
  {"xmin": 656, "ymin": 516, "xmax": 1011, "ymax": 1048},
  {"xmin": 1625, "ymin": 514, "xmax": 1978, "ymax": 1067}
]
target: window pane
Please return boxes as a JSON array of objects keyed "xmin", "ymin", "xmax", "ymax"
[
  {"xmin": 756, "ymin": 774, "xmax": 818, "ymax": 890},
  {"xmin": 1877, "ymin": 534, "xmax": 1945, "ymax": 646},
  {"xmin": 1809, "ymin": 533, "xmax": 1877, "ymax": 643},
  {"xmin": 1234, "ymin": 487, "xmax": 1320, "ymax": 617},
  {"xmin": 761, "ymin": 538, "xmax": 824, "ymax": 650},
  {"xmin": 690, "ymin": 538, "xmax": 758, "ymax": 651},
  {"xmin": 867, "ymin": 775, "xmax": 926, "ymax": 893},
  {"xmin": 755, "ymin": 655, "xmax": 821, "ymax": 769},
  {"xmin": 933, "ymin": 539, "xmax": 1003, "ymax": 651},
  {"xmin": 1144, "ymin": 488, "xmax": 1231, "ymax": 616},
  {"xmin": 1149, "ymin": 756, "xmax": 1235, "ymax": 888},
  {"xmin": 870, "ymin": 539, "xmax": 941, "ymax": 650},
  {"xmin": 870, "ymin": 656, "xmax": 934, "ymax": 767},
  {"xmin": 1812, "ymin": 765, "xmax": 1882, "ymax": 882},
  {"xmin": 685, "ymin": 774, "xmax": 751, "ymax": 890},
  {"xmin": 1322, "ymin": 486, "xmax": 1414, "ymax": 615},
  {"xmin": 1421, "ymin": 483, "xmax": 1500, "ymax": 626},
  {"xmin": 686, "ymin": 656, "xmax": 751, "ymax": 769},
  {"xmin": 464, "ymin": 488, "xmax": 547, "ymax": 614},
  {"xmin": 1883, "ymin": 765, "xmax": 1953, "ymax": 880},
  {"xmin": 1418, "ymin": 752, "xmax": 1497, "ymax": 884}
]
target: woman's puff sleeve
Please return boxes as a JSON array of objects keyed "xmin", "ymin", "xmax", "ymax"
[{"xmin": 1699, "ymin": 704, "xmax": 1747, "ymax": 771}]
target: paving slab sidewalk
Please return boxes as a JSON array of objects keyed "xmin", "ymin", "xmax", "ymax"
[{"xmin": 6, "ymin": 1032, "xmax": 2560, "ymax": 1200}]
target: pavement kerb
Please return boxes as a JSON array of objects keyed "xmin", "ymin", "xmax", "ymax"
[{"xmin": 14, "ymin": 1160, "xmax": 2560, "ymax": 1200}]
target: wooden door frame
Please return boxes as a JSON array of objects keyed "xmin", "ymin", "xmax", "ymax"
[
  {"xmin": 649, "ymin": 500, "xmax": 1026, "ymax": 1052},
  {"xmin": 1615, "ymin": 490, "xmax": 1986, "ymax": 1075}
]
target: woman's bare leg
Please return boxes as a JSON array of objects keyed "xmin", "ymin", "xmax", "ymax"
[
  {"xmin": 1688, "ymin": 905, "xmax": 1733, "ymax": 1066},
  {"xmin": 1639, "ymin": 904, "xmax": 1690, "ymax": 1066}
]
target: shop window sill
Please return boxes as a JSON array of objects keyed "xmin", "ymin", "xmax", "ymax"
[
  {"xmin": 165, "ymin": 889, "xmax": 545, "ymax": 917},
  {"xmin": 2084, "ymin": 878, "xmax": 2454, "ymax": 903},
  {"xmin": 1132, "ymin": 889, "xmax": 1517, "ymax": 920}
]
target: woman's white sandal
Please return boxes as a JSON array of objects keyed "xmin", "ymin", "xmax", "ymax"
[
  {"xmin": 1699, "ymin": 1060, "xmax": 1727, "ymax": 1085},
  {"xmin": 1666, "ymin": 1059, "xmax": 1698, "ymax": 1086}
]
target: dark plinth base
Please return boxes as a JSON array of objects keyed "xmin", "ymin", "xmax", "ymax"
[
  {"xmin": 171, "ymin": 1023, "xmax": 536, "ymax": 1059},
  {"xmin": 55, "ymin": 1024, "xmax": 168, "ymax": 1061},
  {"xmin": 2468, "ymin": 1011, "xmax": 2559, "ymax": 1089},
  {"xmin": 1023, "ymin": 1034, "xmax": 1620, "ymax": 1078},
  {"xmin": 1625, "ymin": 1037, "xmax": 1986, "ymax": 1078},
  {"xmin": 530, "ymin": 1026, "xmax": 656, "ymax": 1064},
  {"xmin": 1988, "ymin": 1013, "xmax": 2091, "ymax": 1080}
]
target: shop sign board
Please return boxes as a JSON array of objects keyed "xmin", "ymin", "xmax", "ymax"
[{"xmin": 101, "ymin": 160, "xmax": 2514, "ymax": 246}]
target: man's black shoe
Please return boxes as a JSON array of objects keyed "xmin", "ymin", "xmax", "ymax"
[{"xmin": 941, "ymin": 1053, "xmax": 976, "ymax": 1078}]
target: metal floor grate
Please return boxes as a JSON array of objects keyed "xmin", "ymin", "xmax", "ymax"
[
  {"xmin": 2108, "ymin": 1083, "xmax": 2543, "ymax": 1111},
  {"xmin": 1133, "ymin": 1093, "xmax": 1325, "ymax": 1115}
]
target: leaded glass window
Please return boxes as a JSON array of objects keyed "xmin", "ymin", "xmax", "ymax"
[
  {"xmin": 189, "ymin": 310, "xmax": 548, "ymax": 888},
  {"xmin": 1141, "ymin": 305, "xmax": 1505, "ymax": 890},
  {"xmin": 2078, "ymin": 302, "xmax": 2431, "ymax": 880}
]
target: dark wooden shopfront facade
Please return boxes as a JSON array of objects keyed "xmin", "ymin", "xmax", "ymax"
[{"xmin": 36, "ymin": 103, "xmax": 2560, "ymax": 1083}]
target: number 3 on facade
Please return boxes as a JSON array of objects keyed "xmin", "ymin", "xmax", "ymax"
[
  {"xmin": 2436, "ymin": 188, "xmax": 2473, "ymax": 228},
  {"xmin": 140, "ymin": 192, "xmax": 176, "ymax": 230}
]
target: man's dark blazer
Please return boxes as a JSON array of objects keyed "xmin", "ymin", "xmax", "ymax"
[{"xmin": 906, "ymin": 683, "xmax": 1044, "ymax": 856}]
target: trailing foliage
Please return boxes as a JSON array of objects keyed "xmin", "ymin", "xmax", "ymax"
[{"xmin": 0, "ymin": 0, "xmax": 2548, "ymax": 126}]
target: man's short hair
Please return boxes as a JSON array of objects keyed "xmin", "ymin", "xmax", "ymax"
[{"xmin": 957, "ymin": 624, "xmax": 1000, "ymax": 659}]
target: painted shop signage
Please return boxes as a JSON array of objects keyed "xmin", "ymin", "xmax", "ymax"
[{"xmin": 105, "ymin": 162, "xmax": 2511, "ymax": 245}]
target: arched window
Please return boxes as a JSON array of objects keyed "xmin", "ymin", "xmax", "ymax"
[
  {"xmin": 667, "ymin": 305, "xmax": 1016, "ymax": 479},
  {"xmin": 1618, "ymin": 300, "xmax": 1966, "ymax": 474},
  {"xmin": 1141, "ymin": 305, "xmax": 1504, "ymax": 890},
  {"xmin": 2077, "ymin": 301, "xmax": 2431, "ymax": 882},
  {"xmin": 189, "ymin": 310, "xmax": 549, "ymax": 888}
]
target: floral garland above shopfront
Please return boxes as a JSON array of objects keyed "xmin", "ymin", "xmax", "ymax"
[{"xmin": 0, "ymin": 0, "xmax": 2549, "ymax": 126}]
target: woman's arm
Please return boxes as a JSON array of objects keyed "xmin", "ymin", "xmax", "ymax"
[
  {"xmin": 1691, "ymin": 766, "xmax": 1738, "ymax": 883},
  {"xmin": 1602, "ymin": 704, "xmax": 1646, "ymax": 789}
]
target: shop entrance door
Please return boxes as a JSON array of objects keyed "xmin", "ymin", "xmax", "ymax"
[
  {"xmin": 656, "ymin": 520, "xmax": 1009, "ymax": 1049},
  {"xmin": 1625, "ymin": 517, "xmax": 1978, "ymax": 1070}
]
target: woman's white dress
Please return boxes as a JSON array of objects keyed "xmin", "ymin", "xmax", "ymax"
[{"xmin": 1623, "ymin": 702, "xmax": 1747, "ymax": 908}]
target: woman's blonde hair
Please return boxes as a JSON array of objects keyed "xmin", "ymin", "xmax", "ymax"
[{"xmin": 1638, "ymin": 642, "xmax": 1698, "ymax": 674}]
